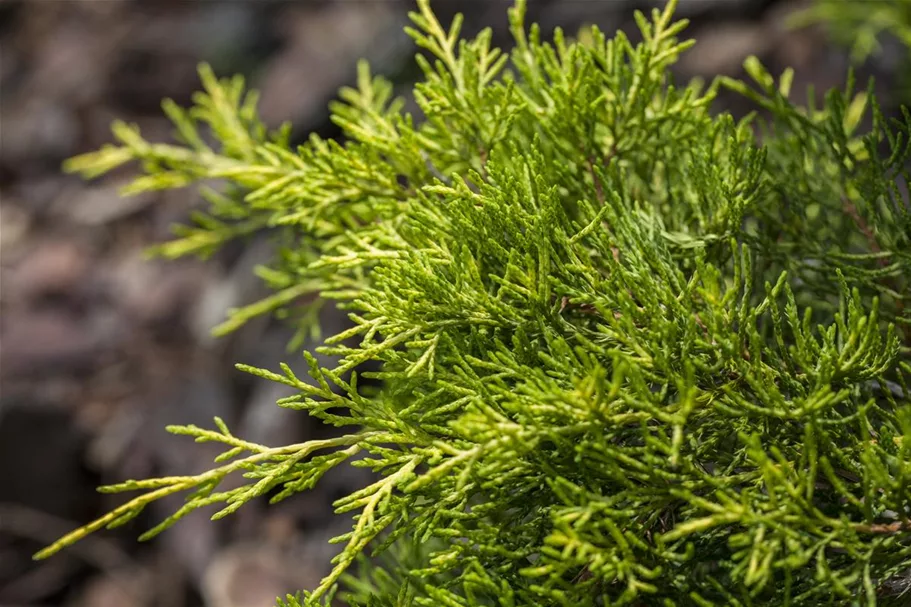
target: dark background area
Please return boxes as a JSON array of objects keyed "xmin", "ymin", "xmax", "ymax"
[{"xmin": 0, "ymin": 1, "xmax": 905, "ymax": 606}]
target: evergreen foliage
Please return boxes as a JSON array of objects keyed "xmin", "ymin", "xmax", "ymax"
[
  {"xmin": 37, "ymin": 0, "xmax": 911, "ymax": 604},
  {"xmin": 795, "ymin": 0, "xmax": 911, "ymax": 63}
]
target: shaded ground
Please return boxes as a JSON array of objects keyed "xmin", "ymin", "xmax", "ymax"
[{"xmin": 0, "ymin": 1, "xmax": 904, "ymax": 606}]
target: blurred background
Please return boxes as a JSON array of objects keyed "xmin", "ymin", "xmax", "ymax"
[{"xmin": 0, "ymin": 1, "xmax": 907, "ymax": 606}]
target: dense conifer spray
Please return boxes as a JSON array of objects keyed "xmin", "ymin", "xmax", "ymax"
[{"xmin": 37, "ymin": 0, "xmax": 911, "ymax": 604}]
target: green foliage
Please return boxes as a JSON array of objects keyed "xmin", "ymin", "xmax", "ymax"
[
  {"xmin": 40, "ymin": 0, "xmax": 911, "ymax": 604},
  {"xmin": 794, "ymin": 0, "xmax": 911, "ymax": 63}
]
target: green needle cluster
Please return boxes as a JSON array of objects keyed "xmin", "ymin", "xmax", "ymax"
[{"xmin": 38, "ymin": 1, "xmax": 911, "ymax": 605}]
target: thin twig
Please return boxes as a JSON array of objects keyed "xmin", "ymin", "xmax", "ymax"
[
  {"xmin": 587, "ymin": 155, "xmax": 605, "ymax": 204},
  {"xmin": 841, "ymin": 195, "xmax": 909, "ymax": 344},
  {"xmin": 841, "ymin": 195, "xmax": 882, "ymax": 259},
  {"xmin": 854, "ymin": 520, "xmax": 911, "ymax": 535}
]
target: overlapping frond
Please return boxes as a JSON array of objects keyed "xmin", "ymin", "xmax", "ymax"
[{"xmin": 42, "ymin": 0, "xmax": 911, "ymax": 605}]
